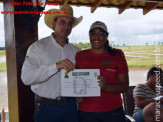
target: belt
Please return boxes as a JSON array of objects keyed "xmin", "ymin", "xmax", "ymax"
[{"xmin": 35, "ymin": 95, "xmax": 73, "ymax": 105}]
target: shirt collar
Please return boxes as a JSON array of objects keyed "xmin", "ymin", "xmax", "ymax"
[{"xmin": 50, "ymin": 33, "xmax": 68, "ymax": 49}]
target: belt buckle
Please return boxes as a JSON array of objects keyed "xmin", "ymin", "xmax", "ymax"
[{"xmin": 56, "ymin": 97, "xmax": 68, "ymax": 105}]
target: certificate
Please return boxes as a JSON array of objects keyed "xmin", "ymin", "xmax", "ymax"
[{"xmin": 61, "ymin": 69, "xmax": 100, "ymax": 97}]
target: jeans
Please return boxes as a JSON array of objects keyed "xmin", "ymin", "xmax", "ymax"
[
  {"xmin": 133, "ymin": 110, "xmax": 145, "ymax": 122},
  {"xmin": 78, "ymin": 106, "xmax": 126, "ymax": 122},
  {"xmin": 33, "ymin": 98, "xmax": 78, "ymax": 122}
]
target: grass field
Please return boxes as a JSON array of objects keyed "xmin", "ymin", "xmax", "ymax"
[
  {"xmin": 116, "ymin": 45, "xmax": 163, "ymax": 70},
  {"xmin": 0, "ymin": 45, "xmax": 162, "ymax": 72},
  {"xmin": 0, "ymin": 62, "xmax": 6, "ymax": 72},
  {"xmin": 0, "ymin": 50, "xmax": 6, "ymax": 58}
]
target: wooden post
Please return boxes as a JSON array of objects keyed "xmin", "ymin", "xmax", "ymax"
[{"xmin": 3, "ymin": 0, "xmax": 38, "ymax": 121}]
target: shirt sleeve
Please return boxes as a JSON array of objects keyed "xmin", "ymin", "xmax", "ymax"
[
  {"xmin": 21, "ymin": 42, "xmax": 58, "ymax": 85},
  {"xmin": 133, "ymin": 84, "xmax": 146, "ymax": 97}
]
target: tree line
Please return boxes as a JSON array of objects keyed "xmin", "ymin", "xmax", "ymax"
[
  {"xmin": 0, "ymin": 47, "xmax": 5, "ymax": 50},
  {"xmin": 72, "ymin": 42, "xmax": 91, "ymax": 49},
  {"xmin": 0, "ymin": 43, "xmax": 90, "ymax": 50},
  {"xmin": 0, "ymin": 43, "xmax": 90, "ymax": 51}
]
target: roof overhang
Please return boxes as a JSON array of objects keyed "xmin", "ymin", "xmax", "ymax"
[
  {"xmin": 48, "ymin": 0, "xmax": 163, "ymax": 15},
  {"xmin": 1, "ymin": 0, "xmax": 163, "ymax": 15}
]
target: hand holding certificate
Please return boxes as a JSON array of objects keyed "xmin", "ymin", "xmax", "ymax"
[{"xmin": 61, "ymin": 69, "xmax": 100, "ymax": 97}]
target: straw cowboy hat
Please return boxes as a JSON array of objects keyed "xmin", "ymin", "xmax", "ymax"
[{"xmin": 44, "ymin": 5, "xmax": 83, "ymax": 29}]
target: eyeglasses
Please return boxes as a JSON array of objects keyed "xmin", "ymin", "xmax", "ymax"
[{"xmin": 89, "ymin": 31, "xmax": 107, "ymax": 37}]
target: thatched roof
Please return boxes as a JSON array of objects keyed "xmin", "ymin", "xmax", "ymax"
[
  {"xmin": 48, "ymin": 0, "xmax": 163, "ymax": 15},
  {"xmin": 1, "ymin": 0, "xmax": 163, "ymax": 15}
]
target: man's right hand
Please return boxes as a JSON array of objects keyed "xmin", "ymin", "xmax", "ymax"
[{"xmin": 56, "ymin": 59, "xmax": 75, "ymax": 72}]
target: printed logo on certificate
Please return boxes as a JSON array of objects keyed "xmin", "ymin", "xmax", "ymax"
[{"xmin": 61, "ymin": 69, "xmax": 100, "ymax": 97}]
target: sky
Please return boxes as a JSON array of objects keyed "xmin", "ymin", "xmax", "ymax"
[{"xmin": 0, "ymin": 3, "xmax": 163, "ymax": 47}]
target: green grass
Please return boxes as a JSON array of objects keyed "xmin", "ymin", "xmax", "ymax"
[
  {"xmin": 116, "ymin": 45, "xmax": 163, "ymax": 52},
  {"xmin": 0, "ymin": 62, "xmax": 6, "ymax": 72},
  {"xmin": 0, "ymin": 50, "xmax": 6, "ymax": 58},
  {"xmin": 128, "ymin": 61, "xmax": 159, "ymax": 66},
  {"xmin": 0, "ymin": 45, "xmax": 162, "ymax": 72},
  {"xmin": 116, "ymin": 45, "xmax": 163, "ymax": 70},
  {"xmin": 0, "ymin": 50, "xmax": 6, "ymax": 72}
]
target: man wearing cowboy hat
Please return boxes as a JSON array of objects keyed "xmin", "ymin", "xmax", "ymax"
[{"xmin": 21, "ymin": 5, "xmax": 83, "ymax": 122}]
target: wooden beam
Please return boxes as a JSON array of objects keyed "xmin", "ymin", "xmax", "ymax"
[
  {"xmin": 4, "ymin": 0, "xmax": 38, "ymax": 121},
  {"xmin": 143, "ymin": 2, "xmax": 159, "ymax": 15},
  {"xmin": 60, "ymin": 0, "xmax": 73, "ymax": 6},
  {"xmin": 3, "ymin": 1, "xmax": 19, "ymax": 122},
  {"xmin": 61, "ymin": 0, "xmax": 68, "ymax": 6},
  {"xmin": 119, "ymin": 1, "xmax": 133, "ymax": 14},
  {"xmin": 108, "ymin": 0, "xmax": 115, "ymax": 4},
  {"xmin": 91, "ymin": 0, "xmax": 103, "ymax": 13},
  {"xmin": 129, "ymin": 0, "xmax": 163, "ymax": 2}
]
